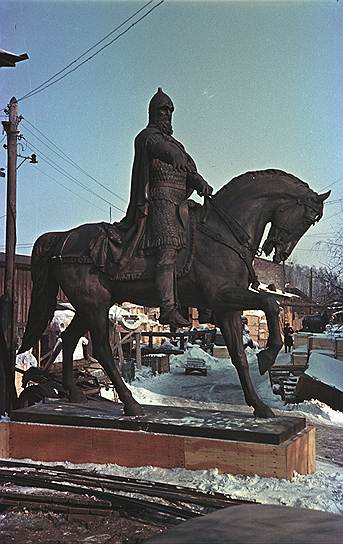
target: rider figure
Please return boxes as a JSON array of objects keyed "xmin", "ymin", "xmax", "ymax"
[{"xmin": 119, "ymin": 88, "xmax": 213, "ymax": 328}]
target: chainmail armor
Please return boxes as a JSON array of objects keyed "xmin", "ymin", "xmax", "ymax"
[{"xmin": 142, "ymin": 159, "xmax": 188, "ymax": 250}]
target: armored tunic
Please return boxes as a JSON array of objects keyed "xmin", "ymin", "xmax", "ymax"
[
  {"xmin": 117, "ymin": 123, "xmax": 204, "ymax": 261},
  {"xmin": 142, "ymin": 158, "xmax": 188, "ymax": 250}
]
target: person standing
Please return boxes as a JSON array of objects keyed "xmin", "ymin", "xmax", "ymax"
[{"xmin": 283, "ymin": 322, "xmax": 294, "ymax": 353}]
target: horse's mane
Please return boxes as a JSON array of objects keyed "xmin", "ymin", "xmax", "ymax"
[{"xmin": 214, "ymin": 169, "xmax": 313, "ymax": 200}]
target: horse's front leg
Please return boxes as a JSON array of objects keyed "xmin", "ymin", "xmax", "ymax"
[
  {"xmin": 213, "ymin": 287, "xmax": 283, "ymax": 374},
  {"xmin": 216, "ymin": 310, "xmax": 274, "ymax": 418}
]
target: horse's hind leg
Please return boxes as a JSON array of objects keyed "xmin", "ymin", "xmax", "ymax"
[
  {"xmin": 87, "ymin": 309, "xmax": 144, "ymax": 416},
  {"xmin": 61, "ymin": 313, "xmax": 87, "ymax": 402},
  {"xmin": 217, "ymin": 310, "xmax": 274, "ymax": 418}
]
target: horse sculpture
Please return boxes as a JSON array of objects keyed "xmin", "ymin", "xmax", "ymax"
[{"xmin": 19, "ymin": 169, "xmax": 330, "ymax": 417}]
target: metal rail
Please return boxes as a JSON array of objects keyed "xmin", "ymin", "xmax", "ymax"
[{"xmin": 0, "ymin": 460, "xmax": 255, "ymax": 523}]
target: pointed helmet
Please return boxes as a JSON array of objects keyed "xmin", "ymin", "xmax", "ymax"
[{"xmin": 148, "ymin": 88, "xmax": 174, "ymax": 118}]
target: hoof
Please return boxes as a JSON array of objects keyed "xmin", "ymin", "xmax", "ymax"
[
  {"xmin": 124, "ymin": 402, "xmax": 144, "ymax": 416},
  {"xmin": 254, "ymin": 405, "xmax": 275, "ymax": 418},
  {"xmin": 68, "ymin": 387, "xmax": 87, "ymax": 403},
  {"xmin": 257, "ymin": 349, "xmax": 275, "ymax": 375}
]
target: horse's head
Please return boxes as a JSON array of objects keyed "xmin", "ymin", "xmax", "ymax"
[{"xmin": 262, "ymin": 190, "xmax": 330, "ymax": 263}]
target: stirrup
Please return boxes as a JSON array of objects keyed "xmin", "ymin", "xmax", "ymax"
[{"xmin": 159, "ymin": 308, "xmax": 191, "ymax": 328}]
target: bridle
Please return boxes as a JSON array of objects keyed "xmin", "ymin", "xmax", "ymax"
[
  {"xmin": 198, "ymin": 193, "xmax": 322, "ymax": 288},
  {"xmin": 270, "ymin": 196, "xmax": 322, "ymax": 238}
]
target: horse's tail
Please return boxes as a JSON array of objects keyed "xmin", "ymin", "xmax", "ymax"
[{"xmin": 18, "ymin": 233, "xmax": 61, "ymax": 354}]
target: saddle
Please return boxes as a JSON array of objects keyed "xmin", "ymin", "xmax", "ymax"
[{"xmin": 88, "ymin": 201, "xmax": 199, "ymax": 281}]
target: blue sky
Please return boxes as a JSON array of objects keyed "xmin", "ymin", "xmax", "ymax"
[{"xmin": 1, "ymin": 0, "xmax": 342, "ymax": 268}]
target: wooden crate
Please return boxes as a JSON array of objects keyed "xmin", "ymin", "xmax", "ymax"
[
  {"xmin": 308, "ymin": 336, "xmax": 336, "ymax": 351},
  {"xmin": 213, "ymin": 346, "xmax": 228, "ymax": 358},
  {"xmin": 0, "ymin": 422, "xmax": 315, "ymax": 481},
  {"xmin": 291, "ymin": 347, "xmax": 308, "ymax": 366},
  {"xmin": 293, "ymin": 333, "xmax": 312, "ymax": 349},
  {"xmin": 141, "ymin": 354, "xmax": 170, "ymax": 374},
  {"xmin": 336, "ymin": 339, "xmax": 343, "ymax": 361}
]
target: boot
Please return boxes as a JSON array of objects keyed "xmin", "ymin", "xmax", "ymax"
[{"xmin": 156, "ymin": 264, "xmax": 190, "ymax": 328}]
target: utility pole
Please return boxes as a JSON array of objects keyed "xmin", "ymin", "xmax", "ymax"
[
  {"xmin": 1, "ymin": 97, "xmax": 20, "ymax": 408},
  {"xmin": 309, "ymin": 267, "xmax": 313, "ymax": 314}
]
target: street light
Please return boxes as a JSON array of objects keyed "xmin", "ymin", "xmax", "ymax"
[{"xmin": 0, "ymin": 49, "xmax": 29, "ymax": 68}]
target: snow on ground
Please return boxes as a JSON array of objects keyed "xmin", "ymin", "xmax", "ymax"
[
  {"xmin": 120, "ymin": 346, "xmax": 343, "ymax": 428},
  {"xmin": 9, "ymin": 457, "xmax": 343, "ymax": 515},
  {"xmin": 6, "ymin": 345, "xmax": 343, "ymax": 515},
  {"xmin": 89, "ymin": 345, "xmax": 343, "ymax": 514}
]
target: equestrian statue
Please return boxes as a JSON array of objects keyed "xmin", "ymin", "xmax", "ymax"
[{"xmin": 19, "ymin": 89, "xmax": 330, "ymax": 418}]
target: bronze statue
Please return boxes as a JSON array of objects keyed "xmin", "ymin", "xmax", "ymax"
[
  {"xmin": 19, "ymin": 164, "xmax": 330, "ymax": 417},
  {"xmin": 117, "ymin": 88, "xmax": 213, "ymax": 328}
]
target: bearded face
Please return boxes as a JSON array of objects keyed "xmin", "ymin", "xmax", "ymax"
[{"xmin": 150, "ymin": 105, "xmax": 174, "ymax": 135}]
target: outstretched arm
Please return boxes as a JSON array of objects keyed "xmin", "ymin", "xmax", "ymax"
[
  {"xmin": 147, "ymin": 134, "xmax": 213, "ymax": 196},
  {"xmin": 187, "ymin": 171, "xmax": 213, "ymax": 197}
]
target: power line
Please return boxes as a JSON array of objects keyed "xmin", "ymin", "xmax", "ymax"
[
  {"xmin": 17, "ymin": 1, "xmax": 165, "ymax": 103},
  {"xmin": 320, "ymin": 210, "xmax": 342, "ymax": 223},
  {"xmin": 32, "ymin": 164, "xmax": 108, "ymax": 214},
  {"xmin": 305, "ymin": 233, "xmax": 330, "ymax": 237},
  {"xmin": 319, "ymin": 176, "xmax": 343, "ymax": 192},
  {"xmin": 23, "ymin": 137, "xmax": 125, "ymax": 212},
  {"xmin": 293, "ymin": 248, "xmax": 330, "ymax": 253},
  {"xmin": 0, "ymin": 243, "xmax": 33, "ymax": 251},
  {"xmin": 22, "ymin": 118, "xmax": 127, "ymax": 203},
  {"xmin": 17, "ymin": 0, "xmax": 154, "ymax": 104},
  {"xmin": 325, "ymin": 199, "xmax": 343, "ymax": 205}
]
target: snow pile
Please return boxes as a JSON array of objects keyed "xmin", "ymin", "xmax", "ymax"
[
  {"xmin": 285, "ymin": 400, "xmax": 343, "ymax": 427},
  {"xmin": 15, "ymin": 350, "xmax": 38, "ymax": 370},
  {"xmin": 306, "ymin": 352, "xmax": 343, "ymax": 391},
  {"xmin": 50, "ymin": 309, "xmax": 75, "ymax": 331},
  {"xmin": 173, "ymin": 345, "xmax": 218, "ymax": 366}
]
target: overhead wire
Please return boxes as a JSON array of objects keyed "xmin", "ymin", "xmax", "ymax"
[
  {"xmin": 17, "ymin": 0, "xmax": 165, "ymax": 103},
  {"xmin": 21, "ymin": 118, "xmax": 127, "ymax": 203},
  {"xmin": 32, "ymin": 164, "xmax": 108, "ymax": 214},
  {"xmin": 16, "ymin": 0, "xmax": 154, "ymax": 103},
  {"xmin": 319, "ymin": 175, "xmax": 343, "ymax": 192},
  {"xmin": 22, "ymin": 136, "xmax": 125, "ymax": 213}
]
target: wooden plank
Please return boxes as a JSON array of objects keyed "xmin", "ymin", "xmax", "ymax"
[
  {"xmin": 7, "ymin": 422, "xmax": 185, "ymax": 468},
  {"xmin": 185, "ymin": 427, "xmax": 315, "ymax": 480},
  {"xmin": 307, "ymin": 426, "xmax": 316, "ymax": 473},
  {"xmin": 285, "ymin": 427, "xmax": 309, "ymax": 478},
  {"xmin": 285, "ymin": 426, "xmax": 316, "ymax": 478},
  {"xmin": 184, "ymin": 436, "xmax": 286, "ymax": 479},
  {"xmin": 9, "ymin": 422, "xmax": 94, "ymax": 464},
  {"xmin": 91, "ymin": 428, "xmax": 185, "ymax": 468},
  {"xmin": 0, "ymin": 422, "xmax": 9, "ymax": 458}
]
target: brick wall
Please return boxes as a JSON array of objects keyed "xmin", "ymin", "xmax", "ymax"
[{"xmin": 254, "ymin": 257, "xmax": 284, "ymax": 290}]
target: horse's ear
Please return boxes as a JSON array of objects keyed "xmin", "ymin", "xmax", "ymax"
[{"xmin": 317, "ymin": 190, "xmax": 331, "ymax": 202}]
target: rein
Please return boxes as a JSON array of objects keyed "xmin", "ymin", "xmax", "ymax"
[{"xmin": 198, "ymin": 196, "xmax": 260, "ymax": 289}]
